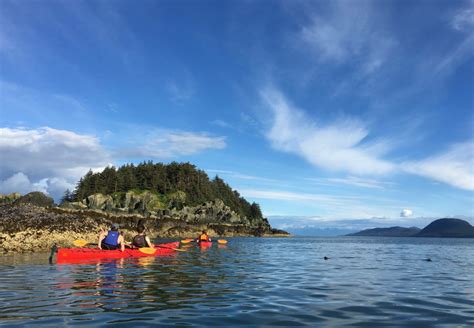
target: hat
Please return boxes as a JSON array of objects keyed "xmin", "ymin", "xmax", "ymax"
[{"xmin": 111, "ymin": 223, "xmax": 120, "ymax": 230}]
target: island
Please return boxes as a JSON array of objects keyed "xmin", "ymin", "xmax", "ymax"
[
  {"xmin": 347, "ymin": 218, "xmax": 474, "ymax": 238},
  {"xmin": 0, "ymin": 162, "xmax": 289, "ymax": 253}
]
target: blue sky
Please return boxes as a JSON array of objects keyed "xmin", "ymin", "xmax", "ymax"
[{"xmin": 1, "ymin": 0, "xmax": 473, "ymax": 232}]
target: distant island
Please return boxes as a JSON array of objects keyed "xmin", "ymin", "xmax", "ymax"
[
  {"xmin": 0, "ymin": 162, "xmax": 289, "ymax": 253},
  {"xmin": 347, "ymin": 218, "xmax": 474, "ymax": 238},
  {"xmin": 347, "ymin": 226, "xmax": 421, "ymax": 237}
]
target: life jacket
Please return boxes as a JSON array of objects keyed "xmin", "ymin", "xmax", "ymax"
[
  {"xmin": 132, "ymin": 234, "xmax": 147, "ymax": 248},
  {"xmin": 103, "ymin": 230, "xmax": 119, "ymax": 246},
  {"xmin": 199, "ymin": 233, "xmax": 210, "ymax": 242}
]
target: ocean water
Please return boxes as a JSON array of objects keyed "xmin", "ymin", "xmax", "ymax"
[{"xmin": 0, "ymin": 237, "xmax": 473, "ymax": 327}]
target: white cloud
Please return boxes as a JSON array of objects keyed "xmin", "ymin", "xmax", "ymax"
[
  {"xmin": 118, "ymin": 130, "xmax": 226, "ymax": 159},
  {"xmin": 400, "ymin": 209, "xmax": 413, "ymax": 217},
  {"xmin": 402, "ymin": 142, "xmax": 474, "ymax": 191},
  {"xmin": 261, "ymin": 87, "xmax": 395, "ymax": 175},
  {"xmin": 0, "ymin": 172, "xmax": 46, "ymax": 195},
  {"xmin": 0, "ymin": 127, "xmax": 111, "ymax": 200}
]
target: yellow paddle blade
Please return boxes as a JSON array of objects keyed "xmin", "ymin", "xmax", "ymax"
[
  {"xmin": 73, "ymin": 239, "xmax": 89, "ymax": 247},
  {"xmin": 138, "ymin": 247, "xmax": 157, "ymax": 255},
  {"xmin": 181, "ymin": 239, "xmax": 193, "ymax": 244},
  {"xmin": 217, "ymin": 239, "xmax": 228, "ymax": 244}
]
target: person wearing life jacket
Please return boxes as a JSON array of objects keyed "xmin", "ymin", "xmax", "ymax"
[
  {"xmin": 195, "ymin": 230, "xmax": 211, "ymax": 243},
  {"xmin": 132, "ymin": 224, "xmax": 154, "ymax": 249},
  {"xmin": 98, "ymin": 223, "xmax": 125, "ymax": 251}
]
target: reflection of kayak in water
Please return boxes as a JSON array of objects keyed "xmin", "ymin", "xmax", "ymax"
[
  {"xmin": 198, "ymin": 241, "xmax": 212, "ymax": 248},
  {"xmin": 56, "ymin": 242, "xmax": 180, "ymax": 264}
]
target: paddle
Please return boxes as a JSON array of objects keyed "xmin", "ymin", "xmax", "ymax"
[
  {"xmin": 139, "ymin": 246, "xmax": 187, "ymax": 254},
  {"xmin": 73, "ymin": 239, "xmax": 93, "ymax": 247},
  {"xmin": 138, "ymin": 247, "xmax": 156, "ymax": 255}
]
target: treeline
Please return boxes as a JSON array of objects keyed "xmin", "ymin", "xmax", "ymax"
[{"xmin": 72, "ymin": 162, "xmax": 263, "ymax": 220}]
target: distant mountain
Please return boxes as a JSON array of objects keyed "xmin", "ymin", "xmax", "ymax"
[
  {"xmin": 415, "ymin": 218, "xmax": 474, "ymax": 238},
  {"xmin": 284, "ymin": 227, "xmax": 357, "ymax": 236},
  {"xmin": 347, "ymin": 226, "xmax": 421, "ymax": 237}
]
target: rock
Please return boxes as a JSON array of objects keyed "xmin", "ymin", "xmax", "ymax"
[
  {"xmin": 60, "ymin": 201, "xmax": 88, "ymax": 210},
  {"xmin": 15, "ymin": 192, "xmax": 54, "ymax": 207},
  {"xmin": 86, "ymin": 194, "xmax": 113, "ymax": 210}
]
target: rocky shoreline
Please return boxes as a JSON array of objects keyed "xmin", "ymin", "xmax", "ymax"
[{"xmin": 0, "ymin": 193, "xmax": 289, "ymax": 253}]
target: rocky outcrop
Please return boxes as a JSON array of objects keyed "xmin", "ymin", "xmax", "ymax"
[
  {"xmin": 0, "ymin": 192, "xmax": 21, "ymax": 205},
  {"xmin": 61, "ymin": 192, "xmax": 271, "ymax": 230},
  {"xmin": 0, "ymin": 192, "xmax": 54, "ymax": 207}
]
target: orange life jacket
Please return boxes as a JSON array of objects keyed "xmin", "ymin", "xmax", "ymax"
[{"xmin": 199, "ymin": 233, "xmax": 210, "ymax": 241}]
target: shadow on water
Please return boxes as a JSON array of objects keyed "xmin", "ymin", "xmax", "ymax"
[{"xmin": 0, "ymin": 237, "xmax": 474, "ymax": 326}]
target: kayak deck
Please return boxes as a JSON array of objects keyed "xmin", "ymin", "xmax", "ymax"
[{"xmin": 57, "ymin": 242, "xmax": 180, "ymax": 263}]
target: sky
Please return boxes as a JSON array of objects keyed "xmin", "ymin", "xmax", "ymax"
[{"xmin": 1, "ymin": 0, "xmax": 473, "ymax": 233}]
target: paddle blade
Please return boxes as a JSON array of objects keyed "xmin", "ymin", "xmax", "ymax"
[
  {"xmin": 217, "ymin": 239, "xmax": 228, "ymax": 244},
  {"xmin": 181, "ymin": 239, "xmax": 194, "ymax": 244},
  {"xmin": 138, "ymin": 247, "xmax": 157, "ymax": 255},
  {"xmin": 73, "ymin": 239, "xmax": 89, "ymax": 247}
]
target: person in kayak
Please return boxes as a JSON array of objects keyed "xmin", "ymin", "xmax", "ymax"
[
  {"xmin": 132, "ymin": 224, "xmax": 154, "ymax": 249},
  {"xmin": 98, "ymin": 223, "xmax": 125, "ymax": 251},
  {"xmin": 195, "ymin": 230, "xmax": 211, "ymax": 243}
]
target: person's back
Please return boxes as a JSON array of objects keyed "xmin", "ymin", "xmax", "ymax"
[
  {"xmin": 197, "ymin": 230, "xmax": 211, "ymax": 242},
  {"xmin": 99, "ymin": 223, "xmax": 125, "ymax": 251},
  {"xmin": 132, "ymin": 224, "xmax": 153, "ymax": 248}
]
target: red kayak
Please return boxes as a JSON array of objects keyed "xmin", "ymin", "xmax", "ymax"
[{"xmin": 57, "ymin": 242, "xmax": 180, "ymax": 263}]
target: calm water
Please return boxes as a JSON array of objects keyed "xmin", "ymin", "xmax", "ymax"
[{"xmin": 0, "ymin": 237, "xmax": 473, "ymax": 327}]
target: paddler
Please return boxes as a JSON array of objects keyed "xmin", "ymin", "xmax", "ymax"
[
  {"xmin": 131, "ymin": 224, "xmax": 154, "ymax": 249},
  {"xmin": 195, "ymin": 230, "xmax": 211, "ymax": 243},
  {"xmin": 98, "ymin": 223, "xmax": 125, "ymax": 251}
]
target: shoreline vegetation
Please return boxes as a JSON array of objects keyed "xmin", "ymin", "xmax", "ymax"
[{"xmin": 0, "ymin": 161, "xmax": 290, "ymax": 253}]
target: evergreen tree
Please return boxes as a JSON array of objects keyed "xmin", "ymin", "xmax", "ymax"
[{"xmin": 72, "ymin": 161, "xmax": 264, "ymax": 219}]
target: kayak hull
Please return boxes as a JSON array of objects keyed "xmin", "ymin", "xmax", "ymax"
[
  {"xmin": 57, "ymin": 242, "xmax": 180, "ymax": 263},
  {"xmin": 199, "ymin": 241, "xmax": 212, "ymax": 247}
]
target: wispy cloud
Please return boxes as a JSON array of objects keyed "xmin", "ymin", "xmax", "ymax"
[
  {"xmin": 451, "ymin": 5, "xmax": 474, "ymax": 31},
  {"xmin": 166, "ymin": 76, "xmax": 195, "ymax": 105},
  {"xmin": 211, "ymin": 120, "xmax": 232, "ymax": 128},
  {"xmin": 261, "ymin": 87, "xmax": 395, "ymax": 175},
  {"xmin": 402, "ymin": 142, "xmax": 474, "ymax": 191},
  {"xmin": 117, "ymin": 129, "xmax": 226, "ymax": 159},
  {"xmin": 299, "ymin": 0, "xmax": 396, "ymax": 75},
  {"xmin": 241, "ymin": 187, "xmax": 409, "ymax": 219},
  {"xmin": 308, "ymin": 176, "xmax": 394, "ymax": 190},
  {"xmin": 206, "ymin": 169, "xmax": 278, "ymax": 183},
  {"xmin": 260, "ymin": 86, "xmax": 474, "ymax": 191}
]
